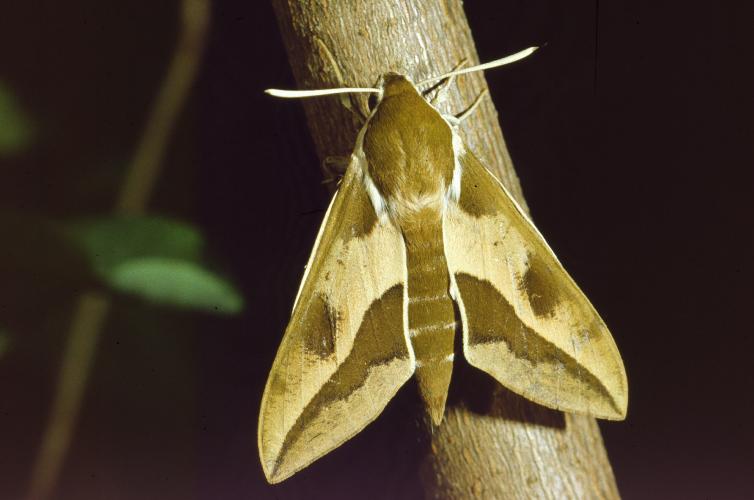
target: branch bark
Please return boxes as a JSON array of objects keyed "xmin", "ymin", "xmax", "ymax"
[{"xmin": 270, "ymin": 1, "xmax": 620, "ymax": 498}]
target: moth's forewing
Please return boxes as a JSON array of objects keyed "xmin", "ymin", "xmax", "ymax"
[
  {"xmin": 258, "ymin": 162, "xmax": 414, "ymax": 483},
  {"xmin": 444, "ymin": 147, "xmax": 627, "ymax": 419}
]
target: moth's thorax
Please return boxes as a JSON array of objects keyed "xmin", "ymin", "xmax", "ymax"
[{"xmin": 362, "ymin": 74, "xmax": 455, "ymax": 224}]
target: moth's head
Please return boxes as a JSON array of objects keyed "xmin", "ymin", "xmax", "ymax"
[
  {"xmin": 377, "ymin": 73, "xmax": 420, "ymax": 99},
  {"xmin": 368, "ymin": 73, "xmax": 424, "ymax": 112}
]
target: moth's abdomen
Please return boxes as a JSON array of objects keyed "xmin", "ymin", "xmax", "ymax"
[{"xmin": 402, "ymin": 210, "xmax": 456, "ymax": 425}]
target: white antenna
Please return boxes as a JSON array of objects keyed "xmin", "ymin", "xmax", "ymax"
[
  {"xmin": 264, "ymin": 87, "xmax": 380, "ymax": 99},
  {"xmin": 265, "ymin": 46, "xmax": 539, "ymax": 99},
  {"xmin": 418, "ymin": 46, "xmax": 538, "ymax": 87}
]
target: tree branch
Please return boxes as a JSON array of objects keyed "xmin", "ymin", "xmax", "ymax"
[{"xmin": 270, "ymin": 1, "xmax": 620, "ymax": 498}]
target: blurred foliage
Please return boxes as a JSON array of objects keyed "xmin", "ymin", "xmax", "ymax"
[
  {"xmin": 66, "ymin": 215, "xmax": 243, "ymax": 313},
  {"xmin": 1, "ymin": 2, "xmax": 243, "ymax": 497},
  {"xmin": 0, "ymin": 81, "xmax": 34, "ymax": 157},
  {"xmin": 0, "ymin": 213, "xmax": 243, "ymax": 317},
  {"xmin": 66, "ymin": 216, "xmax": 204, "ymax": 277},
  {"xmin": 110, "ymin": 257, "xmax": 243, "ymax": 314}
]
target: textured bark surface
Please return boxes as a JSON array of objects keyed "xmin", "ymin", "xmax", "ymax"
[{"xmin": 270, "ymin": 1, "xmax": 621, "ymax": 498}]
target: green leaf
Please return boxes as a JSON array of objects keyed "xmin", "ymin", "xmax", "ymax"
[
  {"xmin": 0, "ymin": 81, "xmax": 34, "ymax": 156},
  {"xmin": 110, "ymin": 257, "xmax": 243, "ymax": 314},
  {"xmin": 67, "ymin": 216, "xmax": 204, "ymax": 277},
  {"xmin": 65, "ymin": 216, "xmax": 243, "ymax": 315}
]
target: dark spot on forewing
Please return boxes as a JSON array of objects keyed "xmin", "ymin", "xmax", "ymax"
[
  {"xmin": 333, "ymin": 166, "xmax": 378, "ymax": 240},
  {"xmin": 457, "ymin": 152, "xmax": 501, "ymax": 217},
  {"xmin": 269, "ymin": 370, "xmax": 287, "ymax": 397},
  {"xmin": 301, "ymin": 294, "xmax": 337, "ymax": 359},
  {"xmin": 520, "ymin": 253, "xmax": 562, "ymax": 318},
  {"xmin": 345, "ymin": 181, "xmax": 378, "ymax": 238},
  {"xmin": 276, "ymin": 285, "xmax": 409, "ymax": 469},
  {"xmin": 455, "ymin": 273, "xmax": 618, "ymax": 412}
]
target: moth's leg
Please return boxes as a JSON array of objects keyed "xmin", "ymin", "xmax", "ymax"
[
  {"xmin": 346, "ymin": 94, "xmax": 369, "ymax": 124},
  {"xmin": 424, "ymin": 59, "xmax": 468, "ymax": 105},
  {"xmin": 336, "ymin": 86, "xmax": 369, "ymax": 125},
  {"xmin": 315, "ymin": 37, "xmax": 369, "ymax": 124},
  {"xmin": 321, "ymin": 156, "xmax": 350, "ymax": 185},
  {"xmin": 450, "ymin": 88, "xmax": 490, "ymax": 125}
]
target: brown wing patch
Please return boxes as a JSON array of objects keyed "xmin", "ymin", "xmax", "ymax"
[
  {"xmin": 456, "ymin": 158, "xmax": 499, "ymax": 217},
  {"xmin": 300, "ymin": 294, "xmax": 338, "ymax": 359},
  {"xmin": 344, "ymin": 188, "xmax": 378, "ymax": 238},
  {"xmin": 519, "ymin": 252, "xmax": 562, "ymax": 318},
  {"xmin": 267, "ymin": 285, "xmax": 411, "ymax": 482},
  {"xmin": 457, "ymin": 273, "xmax": 620, "ymax": 416}
]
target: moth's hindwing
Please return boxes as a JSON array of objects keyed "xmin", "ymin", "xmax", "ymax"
[
  {"xmin": 444, "ymin": 146, "xmax": 628, "ymax": 420},
  {"xmin": 258, "ymin": 162, "xmax": 413, "ymax": 483}
]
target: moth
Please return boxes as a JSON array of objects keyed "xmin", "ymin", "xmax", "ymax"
[{"xmin": 258, "ymin": 47, "xmax": 627, "ymax": 484}]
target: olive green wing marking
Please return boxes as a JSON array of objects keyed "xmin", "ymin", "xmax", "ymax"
[
  {"xmin": 443, "ymin": 146, "xmax": 627, "ymax": 420},
  {"xmin": 258, "ymin": 162, "xmax": 414, "ymax": 483}
]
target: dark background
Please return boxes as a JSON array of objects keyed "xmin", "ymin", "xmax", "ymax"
[{"xmin": 1, "ymin": 1, "xmax": 752, "ymax": 499}]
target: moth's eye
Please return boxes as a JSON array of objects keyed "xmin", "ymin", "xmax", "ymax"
[{"xmin": 367, "ymin": 93, "xmax": 378, "ymax": 111}]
